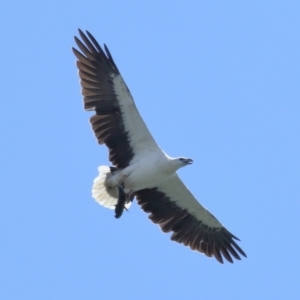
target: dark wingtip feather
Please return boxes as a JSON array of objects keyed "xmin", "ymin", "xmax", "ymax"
[
  {"xmin": 78, "ymin": 28, "xmax": 84, "ymax": 36},
  {"xmin": 232, "ymin": 240, "xmax": 247, "ymax": 258},
  {"xmin": 72, "ymin": 29, "xmax": 134, "ymax": 168},
  {"xmin": 135, "ymin": 189, "xmax": 247, "ymax": 264}
]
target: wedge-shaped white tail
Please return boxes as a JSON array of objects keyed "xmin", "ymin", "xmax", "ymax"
[{"xmin": 92, "ymin": 166, "xmax": 132, "ymax": 210}]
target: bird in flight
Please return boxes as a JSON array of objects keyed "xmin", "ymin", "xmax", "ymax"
[{"xmin": 72, "ymin": 29, "xmax": 246, "ymax": 264}]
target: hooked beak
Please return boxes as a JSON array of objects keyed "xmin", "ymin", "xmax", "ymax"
[{"xmin": 184, "ymin": 158, "xmax": 193, "ymax": 165}]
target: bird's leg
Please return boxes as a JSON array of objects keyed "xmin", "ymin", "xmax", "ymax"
[
  {"xmin": 123, "ymin": 191, "xmax": 135, "ymax": 211},
  {"xmin": 115, "ymin": 185, "xmax": 135, "ymax": 218},
  {"xmin": 115, "ymin": 183, "xmax": 127, "ymax": 219},
  {"xmin": 127, "ymin": 191, "xmax": 135, "ymax": 204}
]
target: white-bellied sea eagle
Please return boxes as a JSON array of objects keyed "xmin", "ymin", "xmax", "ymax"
[{"xmin": 72, "ymin": 29, "xmax": 246, "ymax": 264}]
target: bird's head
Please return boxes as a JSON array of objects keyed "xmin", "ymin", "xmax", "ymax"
[
  {"xmin": 173, "ymin": 157, "xmax": 193, "ymax": 170},
  {"xmin": 179, "ymin": 157, "xmax": 193, "ymax": 165}
]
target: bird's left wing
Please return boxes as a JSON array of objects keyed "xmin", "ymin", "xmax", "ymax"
[{"xmin": 135, "ymin": 174, "xmax": 246, "ymax": 264}]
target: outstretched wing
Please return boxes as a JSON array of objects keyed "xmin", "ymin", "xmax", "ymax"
[
  {"xmin": 73, "ymin": 29, "xmax": 162, "ymax": 168},
  {"xmin": 136, "ymin": 174, "xmax": 247, "ymax": 264}
]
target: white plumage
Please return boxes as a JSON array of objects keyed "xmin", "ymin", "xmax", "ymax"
[
  {"xmin": 73, "ymin": 29, "xmax": 246, "ymax": 264},
  {"xmin": 92, "ymin": 166, "xmax": 132, "ymax": 210}
]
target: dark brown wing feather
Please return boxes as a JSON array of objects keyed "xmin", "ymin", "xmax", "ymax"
[
  {"xmin": 73, "ymin": 29, "xmax": 134, "ymax": 168},
  {"xmin": 135, "ymin": 188, "xmax": 247, "ymax": 264}
]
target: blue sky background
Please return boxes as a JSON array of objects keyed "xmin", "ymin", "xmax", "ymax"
[{"xmin": 1, "ymin": 1, "xmax": 299, "ymax": 299}]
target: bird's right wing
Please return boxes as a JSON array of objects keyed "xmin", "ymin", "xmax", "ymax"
[{"xmin": 73, "ymin": 29, "xmax": 163, "ymax": 168}]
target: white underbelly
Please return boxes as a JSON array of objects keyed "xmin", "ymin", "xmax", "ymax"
[{"xmin": 123, "ymin": 159, "xmax": 172, "ymax": 191}]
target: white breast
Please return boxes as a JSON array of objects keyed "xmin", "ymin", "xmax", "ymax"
[{"xmin": 123, "ymin": 155, "xmax": 174, "ymax": 191}]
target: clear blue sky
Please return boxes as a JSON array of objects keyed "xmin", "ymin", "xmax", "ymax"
[{"xmin": 1, "ymin": 1, "xmax": 299, "ymax": 299}]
